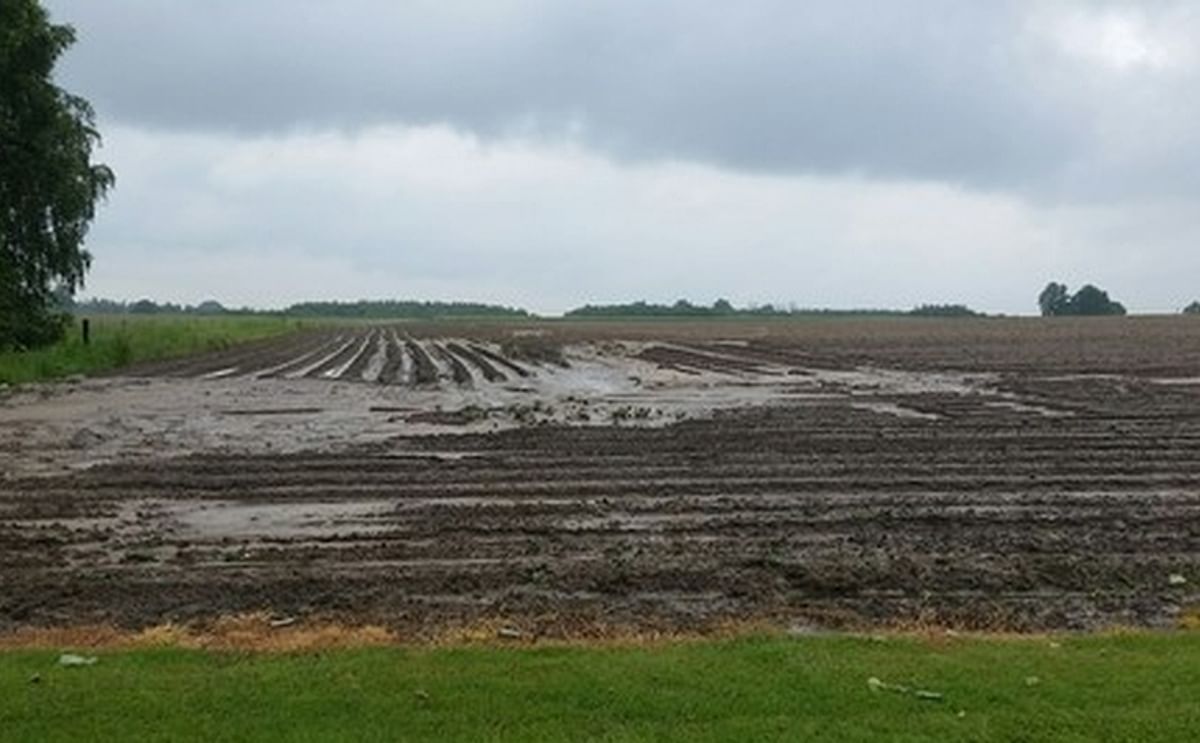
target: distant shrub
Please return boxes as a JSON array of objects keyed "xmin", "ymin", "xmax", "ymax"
[
  {"xmin": 908, "ymin": 304, "xmax": 980, "ymax": 318},
  {"xmin": 1184, "ymin": 301, "xmax": 1200, "ymax": 315}
]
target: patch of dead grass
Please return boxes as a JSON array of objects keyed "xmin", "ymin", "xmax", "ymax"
[
  {"xmin": 0, "ymin": 613, "xmax": 396, "ymax": 653},
  {"xmin": 1179, "ymin": 605, "xmax": 1200, "ymax": 631},
  {"xmin": 1, "ymin": 610, "xmax": 1194, "ymax": 653}
]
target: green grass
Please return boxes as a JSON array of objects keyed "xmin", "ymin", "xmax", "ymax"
[
  {"xmin": 0, "ymin": 315, "xmax": 310, "ymax": 385},
  {"xmin": 2, "ymin": 633, "xmax": 1198, "ymax": 741}
]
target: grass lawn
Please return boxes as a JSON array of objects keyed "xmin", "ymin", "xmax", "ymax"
[
  {"xmin": 1, "ymin": 632, "xmax": 1197, "ymax": 741},
  {"xmin": 0, "ymin": 314, "xmax": 309, "ymax": 385}
]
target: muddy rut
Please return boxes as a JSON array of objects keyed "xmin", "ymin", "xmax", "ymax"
[{"xmin": 2, "ymin": 320, "xmax": 1199, "ymax": 634}]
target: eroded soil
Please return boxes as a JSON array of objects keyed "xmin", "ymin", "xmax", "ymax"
[{"xmin": 1, "ymin": 318, "xmax": 1198, "ymax": 635}]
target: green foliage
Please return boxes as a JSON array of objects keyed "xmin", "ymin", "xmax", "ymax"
[
  {"xmin": 71, "ymin": 297, "xmax": 232, "ymax": 315},
  {"xmin": 0, "ymin": 0, "xmax": 113, "ymax": 350},
  {"xmin": 567, "ymin": 299, "xmax": 982, "ymax": 319},
  {"xmin": 1038, "ymin": 282, "xmax": 1070, "ymax": 316},
  {"xmin": 568, "ymin": 299, "xmax": 730, "ymax": 317},
  {"xmin": 69, "ymin": 297, "xmax": 531, "ymax": 319},
  {"xmin": 0, "ymin": 315, "xmax": 304, "ymax": 385},
  {"xmin": 1183, "ymin": 301, "xmax": 1200, "ymax": 315},
  {"xmin": 1070, "ymin": 284, "xmax": 1126, "ymax": 316},
  {"xmin": 284, "ymin": 300, "xmax": 530, "ymax": 319},
  {"xmin": 1, "ymin": 633, "xmax": 1199, "ymax": 741},
  {"xmin": 908, "ymin": 304, "xmax": 979, "ymax": 318},
  {"xmin": 1038, "ymin": 282, "xmax": 1126, "ymax": 316}
]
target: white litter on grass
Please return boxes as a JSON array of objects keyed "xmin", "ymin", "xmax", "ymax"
[
  {"xmin": 867, "ymin": 676, "xmax": 944, "ymax": 701},
  {"xmin": 1168, "ymin": 573, "xmax": 1188, "ymax": 586},
  {"xmin": 58, "ymin": 653, "xmax": 98, "ymax": 667}
]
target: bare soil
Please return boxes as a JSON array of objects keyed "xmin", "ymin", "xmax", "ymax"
[{"xmin": 1, "ymin": 318, "xmax": 1198, "ymax": 635}]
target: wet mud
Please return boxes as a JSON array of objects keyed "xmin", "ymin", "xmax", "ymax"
[{"xmin": 1, "ymin": 319, "xmax": 1198, "ymax": 634}]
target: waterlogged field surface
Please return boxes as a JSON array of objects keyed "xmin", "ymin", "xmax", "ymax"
[{"xmin": 1, "ymin": 317, "xmax": 1198, "ymax": 634}]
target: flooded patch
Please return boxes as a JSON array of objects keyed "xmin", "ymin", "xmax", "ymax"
[
  {"xmin": 0, "ymin": 335, "xmax": 1100, "ymax": 477},
  {"xmin": 986, "ymin": 400, "xmax": 1073, "ymax": 418},
  {"xmin": 850, "ymin": 401, "xmax": 941, "ymax": 421},
  {"xmin": 168, "ymin": 500, "xmax": 396, "ymax": 540}
]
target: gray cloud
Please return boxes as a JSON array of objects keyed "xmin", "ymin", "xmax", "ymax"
[
  {"xmin": 44, "ymin": 0, "xmax": 1199, "ymax": 196},
  {"xmin": 31, "ymin": 1, "xmax": 1200, "ymax": 314},
  {"xmin": 73, "ymin": 124, "xmax": 1200, "ymax": 315}
]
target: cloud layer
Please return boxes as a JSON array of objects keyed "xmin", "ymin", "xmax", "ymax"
[{"xmin": 39, "ymin": 0, "xmax": 1200, "ymax": 312}]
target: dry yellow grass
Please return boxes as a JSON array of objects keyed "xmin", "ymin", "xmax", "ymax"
[
  {"xmin": 0, "ymin": 613, "xmax": 395, "ymax": 652},
  {"xmin": 1, "ymin": 608, "xmax": 1195, "ymax": 653}
]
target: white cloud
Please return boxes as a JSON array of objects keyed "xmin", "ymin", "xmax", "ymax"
[
  {"xmin": 1033, "ymin": 4, "xmax": 1197, "ymax": 72},
  {"xmin": 77, "ymin": 124, "xmax": 1200, "ymax": 314}
]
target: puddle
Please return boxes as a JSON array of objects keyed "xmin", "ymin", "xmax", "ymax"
[
  {"xmin": 167, "ymin": 500, "xmax": 396, "ymax": 540},
  {"xmin": 850, "ymin": 402, "xmax": 940, "ymax": 421},
  {"xmin": 1151, "ymin": 377, "xmax": 1200, "ymax": 386},
  {"xmin": 0, "ymin": 338, "xmax": 1028, "ymax": 477},
  {"xmin": 986, "ymin": 400, "xmax": 1074, "ymax": 418}
]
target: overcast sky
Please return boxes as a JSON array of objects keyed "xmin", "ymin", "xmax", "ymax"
[{"xmin": 43, "ymin": 0, "xmax": 1200, "ymax": 314}]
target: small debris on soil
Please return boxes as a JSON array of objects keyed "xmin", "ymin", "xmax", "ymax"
[
  {"xmin": 269, "ymin": 617, "xmax": 298, "ymax": 629},
  {"xmin": 67, "ymin": 428, "xmax": 105, "ymax": 450},
  {"xmin": 1168, "ymin": 573, "xmax": 1188, "ymax": 586},
  {"xmin": 786, "ymin": 622, "xmax": 823, "ymax": 637},
  {"xmin": 497, "ymin": 627, "xmax": 524, "ymax": 640}
]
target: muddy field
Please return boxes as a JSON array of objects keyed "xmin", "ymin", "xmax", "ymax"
[{"xmin": 1, "ymin": 317, "xmax": 1198, "ymax": 635}]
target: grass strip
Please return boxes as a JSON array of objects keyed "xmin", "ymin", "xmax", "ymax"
[
  {"xmin": 0, "ymin": 315, "xmax": 310, "ymax": 385},
  {"xmin": 1, "ymin": 632, "xmax": 1198, "ymax": 741}
]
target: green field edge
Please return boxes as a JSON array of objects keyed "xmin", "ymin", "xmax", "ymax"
[
  {"xmin": 2, "ymin": 631, "xmax": 1199, "ymax": 741},
  {"xmin": 0, "ymin": 315, "xmax": 318, "ymax": 386}
]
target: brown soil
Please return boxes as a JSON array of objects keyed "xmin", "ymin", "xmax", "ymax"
[{"xmin": 1, "ymin": 318, "xmax": 1198, "ymax": 634}]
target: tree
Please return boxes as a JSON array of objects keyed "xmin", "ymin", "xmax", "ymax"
[
  {"xmin": 1068, "ymin": 284, "xmax": 1125, "ymax": 316},
  {"xmin": 1184, "ymin": 301, "xmax": 1200, "ymax": 315},
  {"xmin": 1038, "ymin": 282, "xmax": 1070, "ymax": 316},
  {"xmin": 1038, "ymin": 281, "xmax": 1125, "ymax": 316},
  {"xmin": 1, "ymin": 1, "xmax": 113, "ymax": 350}
]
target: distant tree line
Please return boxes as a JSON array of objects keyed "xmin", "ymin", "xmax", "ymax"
[
  {"xmin": 1037, "ymin": 282, "xmax": 1126, "ymax": 316},
  {"xmin": 908, "ymin": 304, "xmax": 981, "ymax": 318},
  {"xmin": 1183, "ymin": 301, "xmax": 1200, "ymax": 315},
  {"xmin": 284, "ymin": 300, "xmax": 529, "ymax": 319},
  {"xmin": 565, "ymin": 299, "xmax": 981, "ymax": 318},
  {"xmin": 71, "ymin": 297, "xmax": 233, "ymax": 315},
  {"xmin": 68, "ymin": 298, "xmax": 531, "ymax": 319}
]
